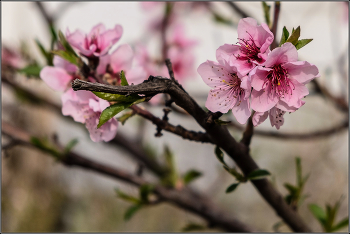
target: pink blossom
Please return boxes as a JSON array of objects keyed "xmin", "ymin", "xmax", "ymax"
[
  {"xmin": 1, "ymin": 46, "xmax": 25, "ymax": 69},
  {"xmin": 167, "ymin": 47, "xmax": 196, "ymax": 83},
  {"xmin": 253, "ymin": 106, "xmax": 293, "ymax": 129},
  {"xmin": 96, "ymin": 44, "xmax": 147, "ymax": 85},
  {"xmin": 250, "ymin": 42, "xmax": 319, "ymax": 113},
  {"xmin": 167, "ymin": 24, "xmax": 198, "ymax": 50},
  {"xmin": 62, "ymin": 89, "xmax": 118, "ymax": 142},
  {"xmin": 220, "ymin": 17, "xmax": 274, "ymax": 75},
  {"xmin": 66, "ymin": 23, "xmax": 123, "ymax": 57},
  {"xmin": 197, "ymin": 49, "xmax": 251, "ymax": 124},
  {"xmin": 40, "ymin": 56, "xmax": 78, "ymax": 91}
]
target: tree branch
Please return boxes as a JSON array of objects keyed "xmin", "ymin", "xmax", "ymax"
[
  {"xmin": 240, "ymin": 114, "xmax": 254, "ymax": 146},
  {"xmin": 72, "ymin": 76, "xmax": 312, "ymax": 232},
  {"xmin": 270, "ymin": 1, "xmax": 281, "ymax": 50},
  {"xmin": 225, "ymin": 2, "xmax": 250, "ymax": 18},
  {"xmin": 1, "ymin": 120, "xmax": 254, "ymax": 232}
]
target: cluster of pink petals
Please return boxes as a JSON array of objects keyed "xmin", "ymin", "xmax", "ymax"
[
  {"xmin": 66, "ymin": 23, "xmax": 123, "ymax": 57},
  {"xmin": 198, "ymin": 17, "xmax": 319, "ymax": 129}
]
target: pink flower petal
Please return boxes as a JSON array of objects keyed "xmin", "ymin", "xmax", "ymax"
[
  {"xmin": 263, "ymin": 42, "xmax": 298, "ymax": 67},
  {"xmin": 283, "ymin": 61, "xmax": 320, "ymax": 84},
  {"xmin": 250, "ymin": 66, "xmax": 271, "ymax": 91},
  {"xmin": 280, "ymin": 79, "xmax": 309, "ymax": 109},
  {"xmin": 206, "ymin": 88, "xmax": 238, "ymax": 113},
  {"xmin": 216, "ymin": 44, "xmax": 238, "ymax": 64},
  {"xmin": 88, "ymin": 23, "xmax": 106, "ymax": 38},
  {"xmin": 53, "ymin": 56, "xmax": 77, "ymax": 73},
  {"xmin": 40, "ymin": 67, "xmax": 72, "ymax": 91},
  {"xmin": 251, "ymin": 88, "xmax": 279, "ymax": 112},
  {"xmin": 252, "ymin": 111, "xmax": 268, "ymax": 126},
  {"xmin": 110, "ymin": 44, "xmax": 134, "ymax": 72},
  {"xmin": 231, "ymin": 99, "xmax": 251, "ymax": 124}
]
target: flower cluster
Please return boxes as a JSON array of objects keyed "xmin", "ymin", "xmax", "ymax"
[
  {"xmin": 40, "ymin": 24, "xmax": 145, "ymax": 142},
  {"xmin": 198, "ymin": 17, "xmax": 319, "ymax": 128}
]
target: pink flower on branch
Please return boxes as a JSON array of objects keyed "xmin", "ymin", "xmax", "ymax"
[
  {"xmin": 220, "ymin": 17, "xmax": 274, "ymax": 75},
  {"xmin": 198, "ymin": 49, "xmax": 251, "ymax": 124},
  {"xmin": 253, "ymin": 106, "xmax": 292, "ymax": 129},
  {"xmin": 66, "ymin": 23, "xmax": 123, "ymax": 57},
  {"xmin": 250, "ymin": 42, "xmax": 319, "ymax": 113},
  {"xmin": 62, "ymin": 89, "xmax": 118, "ymax": 142}
]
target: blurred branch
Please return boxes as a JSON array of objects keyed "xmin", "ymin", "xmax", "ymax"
[
  {"xmin": 225, "ymin": 2, "xmax": 250, "ymax": 18},
  {"xmin": 240, "ymin": 114, "xmax": 254, "ymax": 146},
  {"xmin": 34, "ymin": 2, "xmax": 54, "ymax": 27},
  {"xmin": 270, "ymin": 1, "xmax": 281, "ymax": 50},
  {"xmin": 1, "ymin": 120, "xmax": 254, "ymax": 232},
  {"xmin": 72, "ymin": 76, "xmax": 312, "ymax": 232}
]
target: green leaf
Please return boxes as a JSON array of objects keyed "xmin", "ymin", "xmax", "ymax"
[
  {"xmin": 262, "ymin": 2, "xmax": 271, "ymax": 26},
  {"xmin": 30, "ymin": 137, "xmax": 62, "ymax": 159},
  {"xmin": 181, "ymin": 223, "xmax": 206, "ymax": 232},
  {"xmin": 272, "ymin": 221, "xmax": 284, "ymax": 232},
  {"xmin": 295, "ymin": 39, "xmax": 313, "ymax": 50},
  {"xmin": 183, "ymin": 170, "xmax": 202, "ymax": 185},
  {"xmin": 139, "ymin": 184, "xmax": 154, "ymax": 203},
  {"xmin": 58, "ymin": 30, "xmax": 77, "ymax": 56},
  {"xmin": 93, "ymin": 91, "xmax": 140, "ymax": 103},
  {"xmin": 223, "ymin": 166, "xmax": 246, "ymax": 182},
  {"xmin": 279, "ymin": 26, "xmax": 290, "ymax": 46},
  {"xmin": 247, "ymin": 169, "xmax": 271, "ymax": 180},
  {"xmin": 226, "ymin": 183, "xmax": 240, "ymax": 193},
  {"xmin": 162, "ymin": 145, "xmax": 178, "ymax": 187},
  {"xmin": 214, "ymin": 119, "xmax": 231, "ymax": 125},
  {"xmin": 124, "ymin": 204, "xmax": 143, "ymax": 221},
  {"xmin": 35, "ymin": 39, "xmax": 53, "ymax": 66},
  {"xmin": 215, "ymin": 146, "xmax": 227, "ymax": 166},
  {"xmin": 115, "ymin": 189, "xmax": 140, "ymax": 204},
  {"xmin": 120, "ymin": 70, "xmax": 129, "ymax": 86},
  {"xmin": 49, "ymin": 25, "xmax": 58, "ymax": 50},
  {"xmin": 212, "ymin": 12, "xmax": 233, "ymax": 26},
  {"xmin": 18, "ymin": 64, "xmax": 42, "ymax": 78},
  {"xmin": 295, "ymin": 157, "xmax": 302, "ymax": 187},
  {"xmin": 117, "ymin": 111, "xmax": 135, "ymax": 125},
  {"xmin": 286, "ymin": 26, "xmax": 301, "ymax": 45},
  {"xmin": 284, "ymin": 182, "xmax": 298, "ymax": 195},
  {"xmin": 97, "ymin": 98, "xmax": 145, "ymax": 128},
  {"xmin": 331, "ymin": 217, "xmax": 349, "ymax": 232},
  {"xmin": 63, "ymin": 138, "xmax": 78, "ymax": 154},
  {"xmin": 51, "ymin": 50, "xmax": 79, "ymax": 66},
  {"xmin": 309, "ymin": 204, "xmax": 327, "ymax": 226}
]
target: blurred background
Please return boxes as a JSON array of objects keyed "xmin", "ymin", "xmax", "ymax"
[{"xmin": 1, "ymin": 1, "xmax": 348, "ymax": 232}]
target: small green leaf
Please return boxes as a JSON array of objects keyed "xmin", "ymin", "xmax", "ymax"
[
  {"xmin": 286, "ymin": 26, "xmax": 301, "ymax": 45},
  {"xmin": 262, "ymin": 2, "xmax": 271, "ymax": 26},
  {"xmin": 93, "ymin": 91, "xmax": 140, "ymax": 103},
  {"xmin": 30, "ymin": 136, "xmax": 62, "ymax": 159},
  {"xmin": 181, "ymin": 223, "xmax": 206, "ymax": 232},
  {"xmin": 18, "ymin": 64, "xmax": 42, "ymax": 78},
  {"xmin": 139, "ymin": 184, "xmax": 154, "ymax": 203},
  {"xmin": 247, "ymin": 169, "xmax": 271, "ymax": 180},
  {"xmin": 272, "ymin": 221, "xmax": 284, "ymax": 232},
  {"xmin": 215, "ymin": 146, "xmax": 227, "ymax": 166},
  {"xmin": 226, "ymin": 183, "xmax": 240, "ymax": 193},
  {"xmin": 183, "ymin": 169, "xmax": 202, "ymax": 185},
  {"xmin": 51, "ymin": 50, "xmax": 79, "ymax": 66},
  {"xmin": 214, "ymin": 119, "xmax": 231, "ymax": 125},
  {"xmin": 222, "ymin": 165, "xmax": 246, "ymax": 182},
  {"xmin": 117, "ymin": 111, "xmax": 135, "ymax": 125},
  {"xmin": 120, "ymin": 70, "xmax": 129, "ymax": 86},
  {"xmin": 309, "ymin": 204, "xmax": 327, "ymax": 226},
  {"xmin": 284, "ymin": 182, "xmax": 298, "ymax": 194},
  {"xmin": 124, "ymin": 204, "xmax": 143, "ymax": 221},
  {"xmin": 331, "ymin": 217, "xmax": 349, "ymax": 232},
  {"xmin": 162, "ymin": 145, "xmax": 178, "ymax": 187},
  {"xmin": 35, "ymin": 39, "xmax": 53, "ymax": 66},
  {"xmin": 49, "ymin": 25, "xmax": 58, "ymax": 50},
  {"xmin": 295, "ymin": 39, "xmax": 313, "ymax": 50},
  {"xmin": 63, "ymin": 138, "xmax": 78, "ymax": 154},
  {"xmin": 279, "ymin": 26, "xmax": 290, "ymax": 46},
  {"xmin": 115, "ymin": 189, "xmax": 140, "ymax": 204},
  {"xmin": 97, "ymin": 98, "xmax": 145, "ymax": 128},
  {"xmin": 58, "ymin": 30, "xmax": 77, "ymax": 56}
]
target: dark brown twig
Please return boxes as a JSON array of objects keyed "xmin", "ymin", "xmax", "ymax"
[
  {"xmin": 130, "ymin": 105, "xmax": 212, "ymax": 143},
  {"xmin": 270, "ymin": 1, "xmax": 281, "ymax": 50},
  {"xmin": 225, "ymin": 2, "xmax": 250, "ymax": 18},
  {"xmin": 240, "ymin": 113, "xmax": 254, "ymax": 146},
  {"xmin": 165, "ymin": 59, "xmax": 175, "ymax": 82},
  {"xmin": 1, "ymin": 121, "xmax": 254, "ymax": 233},
  {"xmin": 72, "ymin": 77, "xmax": 312, "ymax": 232}
]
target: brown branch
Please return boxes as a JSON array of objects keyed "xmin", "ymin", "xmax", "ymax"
[
  {"xmin": 225, "ymin": 2, "xmax": 250, "ymax": 18},
  {"xmin": 240, "ymin": 114, "xmax": 254, "ymax": 146},
  {"xmin": 34, "ymin": 2, "xmax": 54, "ymax": 27},
  {"xmin": 72, "ymin": 77, "xmax": 312, "ymax": 232},
  {"xmin": 130, "ymin": 105, "xmax": 213, "ymax": 143},
  {"xmin": 270, "ymin": 1, "xmax": 281, "ymax": 50},
  {"xmin": 1, "ymin": 121, "xmax": 254, "ymax": 232},
  {"xmin": 165, "ymin": 59, "xmax": 175, "ymax": 82}
]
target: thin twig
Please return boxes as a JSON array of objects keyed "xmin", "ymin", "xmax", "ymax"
[
  {"xmin": 270, "ymin": 1, "xmax": 281, "ymax": 50},
  {"xmin": 34, "ymin": 2, "xmax": 54, "ymax": 27},
  {"xmin": 1, "ymin": 120, "xmax": 254, "ymax": 232},
  {"xmin": 225, "ymin": 2, "xmax": 250, "ymax": 18},
  {"xmin": 240, "ymin": 113, "xmax": 254, "ymax": 146},
  {"xmin": 165, "ymin": 59, "xmax": 175, "ymax": 82}
]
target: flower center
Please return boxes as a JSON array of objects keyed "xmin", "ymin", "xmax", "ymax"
[
  {"xmin": 235, "ymin": 32, "xmax": 263, "ymax": 64},
  {"xmin": 223, "ymin": 73, "xmax": 244, "ymax": 100},
  {"xmin": 263, "ymin": 64, "xmax": 295, "ymax": 98}
]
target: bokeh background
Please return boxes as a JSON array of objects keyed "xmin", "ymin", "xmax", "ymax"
[{"xmin": 2, "ymin": 1, "xmax": 348, "ymax": 232}]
